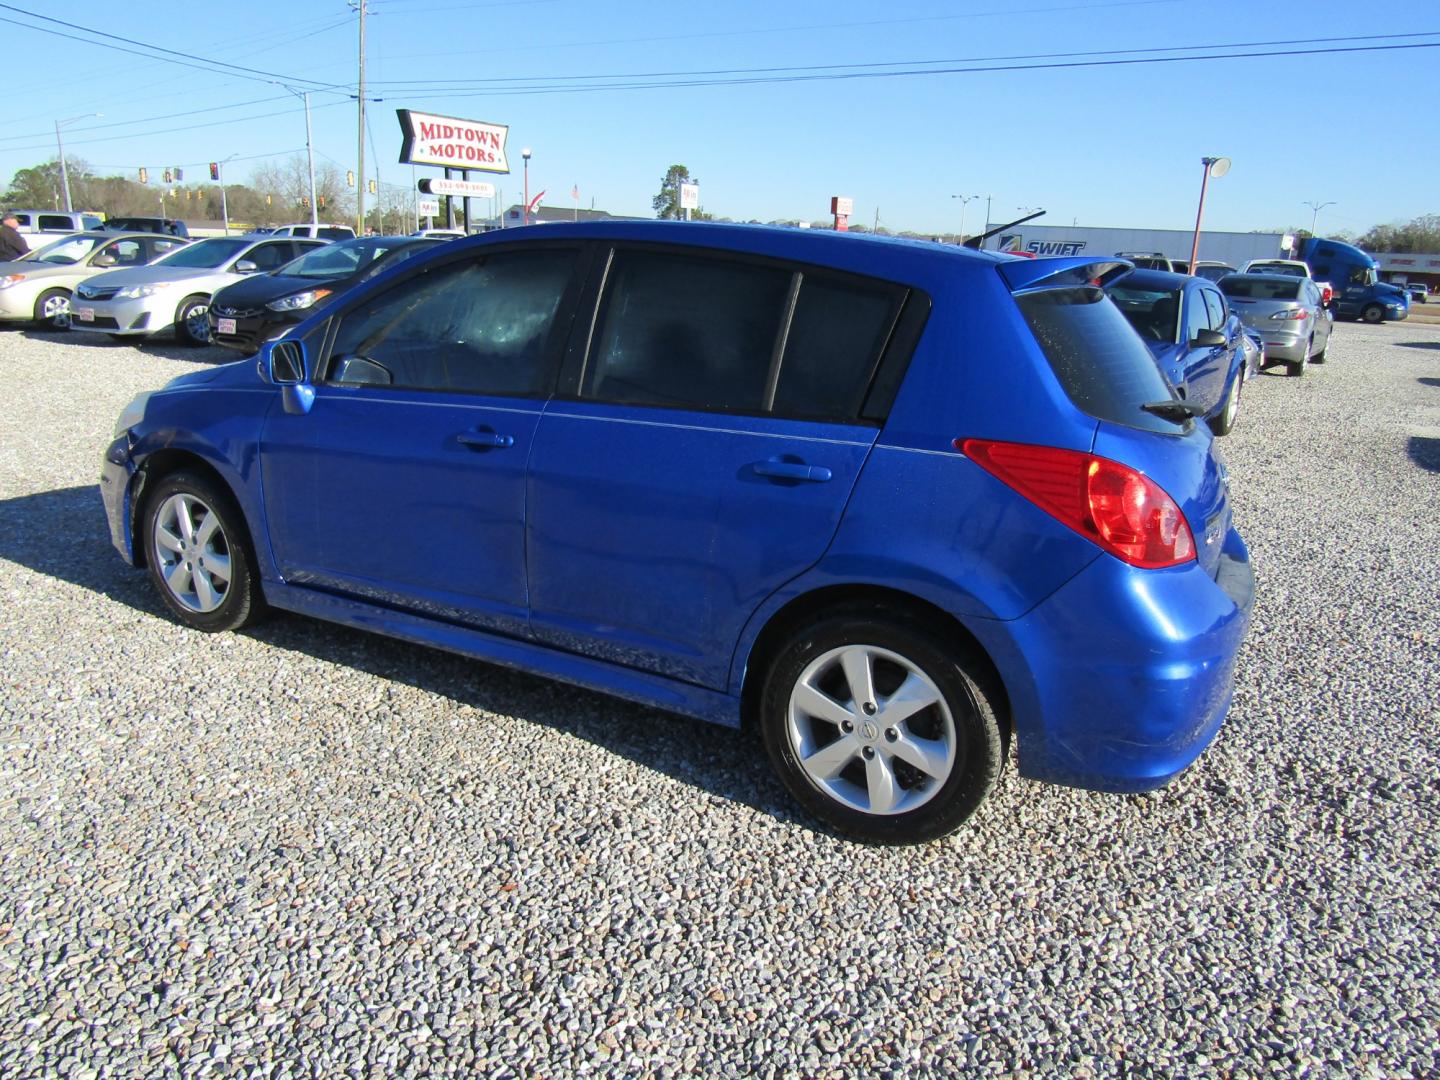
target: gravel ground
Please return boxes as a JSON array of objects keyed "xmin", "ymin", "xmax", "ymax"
[{"xmin": 2, "ymin": 320, "xmax": 1438, "ymax": 1078}]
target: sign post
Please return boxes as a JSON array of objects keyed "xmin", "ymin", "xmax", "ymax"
[
  {"xmin": 830, "ymin": 196, "xmax": 854, "ymax": 232},
  {"xmin": 398, "ymin": 109, "xmax": 510, "ymax": 236}
]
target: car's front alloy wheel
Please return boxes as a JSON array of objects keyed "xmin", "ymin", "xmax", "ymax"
[
  {"xmin": 142, "ymin": 472, "xmax": 264, "ymax": 632},
  {"xmin": 761, "ymin": 612, "xmax": 1003, "ymax": 844}
]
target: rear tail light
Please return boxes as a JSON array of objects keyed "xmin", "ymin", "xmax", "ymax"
[
  {"xmin": 959, "ymin": 439, "xmax": 1196, "ymax": 569},
  {"xmin": 1268, "ymin": 308, "xmax": 1309, "ymax": 320}
]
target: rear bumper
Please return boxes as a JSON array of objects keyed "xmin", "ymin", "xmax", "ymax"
[{"xmin": 969, "ymin": 527, "xmax": 1254, "ymax": 792}]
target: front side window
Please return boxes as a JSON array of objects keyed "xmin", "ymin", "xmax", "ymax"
[
  {"xmin": 98, "ymin": 239, "xmax": 145, "ymax": 267},
  {"xmin": 1201, "ymin": 288, "xmax": 1226, "ymax": 330},
  {"xmin": 583, "ymin": 250, "xmax": 790, "ymax": 412},
  {"xmin": 1182, "ymin": 289, "xmax": 1209, "ymax": 343},
  {"xmin": 241, "ymin": 243, "xmax": 297, "ymax": 271},
  {"xmin": 328, "ymin": 248, "xmax": 575, "ymax": 395}
]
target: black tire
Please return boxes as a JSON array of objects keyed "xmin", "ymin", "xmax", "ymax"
[
  {"xmin": 1361, "ymin": 303, "xmax": 1384, "ymax": 324},
  {"xmin": 33, "ymin": 288, "xmax": 71, "ymax": 331},
  {"xmin": 1311, "ymin": 338, "xmax": 1327, "ymax": 364},
  {"xmin": 174, "ymin": 295, "xmax": 212, "ymax": 347},
  {"xmin": 141, "ymin": 470, "xmax": 265, "ymax": 632},
  {"xmin": 1287, "ymin": 343, "xmax": 1308, "ymax": 378},
  {"xmin": 759, "ymin": 611, "xmax": 1003, "ymax": 844},
  {"xmin": 1208, "ymin": 374, "xmax": 1241, "ymax": 436}
]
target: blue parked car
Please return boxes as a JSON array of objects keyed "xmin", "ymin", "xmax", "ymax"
[
  {"xmin": 1105, "ymin": 268, "xmax": 1249, "ymax": 435},
  {"xmin": 100, "ymin": 222, "xmax": 1254, "ymax": 844}
]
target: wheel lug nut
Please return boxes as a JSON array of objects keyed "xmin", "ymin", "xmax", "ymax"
[
  {"xmin": 862, "ymin": 746, "xmax": 876, "ymax": 759},
  {"xmin": 862, "ymin": 701, "xmax": 877, "ymax": 715},
  {"xmin": 841, "ymin": 720, "xmax": 854, "ymax": 733},
  {"xmin": 885, "ymin": 728, "xmax": 898, "ymax": 742}
]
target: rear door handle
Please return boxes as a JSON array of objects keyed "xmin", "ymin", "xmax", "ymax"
[
  {"xmin": 751, "ymin": 460, "xmax": 832, "ymax": 483},
  {"xmin": 456, "ymin": 430, "xmax": 515, "ymax": 449}
]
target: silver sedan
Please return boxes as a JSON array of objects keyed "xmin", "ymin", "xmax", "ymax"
[{"xmin": 1217, "ymin": 273, "xmax": 1333, "ymax": 377}]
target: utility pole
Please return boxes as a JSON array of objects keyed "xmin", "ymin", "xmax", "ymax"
[
  {"xmin": 304, "ymin": 91, "xmax": 318, "ymax": 230},
  {"xmin": 355, "ymin": 0, "xmax": 367, "ymax": 234}
]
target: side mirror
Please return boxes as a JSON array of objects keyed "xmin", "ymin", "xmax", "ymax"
[
  {"xmin": 262, "ymin": 339, "xmax": 314, "ymax": 414},
  {"xmin": 1191, "ymin": 328, "xmax": 1226, "ymax": 347},
  {"xmin": 91, "ymin": 253, "xmax": 117, "ymax": 267},
  {"xmin": 235, "ymin": 259, "xmax": 259, "ymax": 273}
]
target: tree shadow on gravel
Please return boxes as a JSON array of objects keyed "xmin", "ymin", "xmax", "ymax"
[
  {"xmin": 0, "ymin": 485, "xmax": 810, "ymax": 834},
  {"xmin": 1408, "ymin": 436, "xmax": 1440, "ymax": 473},
  {"xmin": 20, "ymin": 328, "xmax": 238, "ymax": 365},
  {"xmin": 1396, "ymin": 341, "xmax": 1440, "ymax": 351}
]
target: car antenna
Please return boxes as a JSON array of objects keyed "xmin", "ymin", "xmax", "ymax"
[{"xmin": 963, "ymin": 209, "xmax": 1046, "ymax": 250}]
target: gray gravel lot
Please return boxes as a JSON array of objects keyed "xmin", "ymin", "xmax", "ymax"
[{"xmin": 2, "ymin": 320, "xmax": 1438, "ymax": 1077}]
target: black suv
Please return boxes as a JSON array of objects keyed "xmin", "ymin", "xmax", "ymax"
[{"xmin": 102, "ymin": 217, "xmax": 191, "ymax": 239}]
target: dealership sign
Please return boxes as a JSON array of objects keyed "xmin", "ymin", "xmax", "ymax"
[
  {"xmin": 417, "ymin": 198, "xmax": 440, "ymax": 216},
  {"xmin": 398, "ymin": 110, "xmax": 509, "ymax": 173},
  {"xmin": 419, "ymin": 177, "xmax": 497, "ymax": 198}
]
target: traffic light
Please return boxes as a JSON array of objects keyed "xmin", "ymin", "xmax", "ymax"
[
  {"xmin": 301, "ymin": 197, "xmax": 310, "ymax": 208},
  {"xmin": 209, "ymin": 162, "xmax": 219, "ymax": 181},
  {"xmin": 368, "ymin": 178, "xmax": 377, "ymax": 195},
  {"xmin": 138, "ymin": 167, "xmax": 148, "ymax": 184},
  {"xmin": 318, "ymin": 195, "xmax": 326, "ymax": 209},
  {"xmin": 163, "ymin": 169, "xmax": 172, "ymax": 184},
  {"xmin": 175, "ymin": 168, "xmax": 183, "ymax": 182},
  {"xmin": 346, "ymin": 170, "xmax": 355, "ymax": 188},
  {"xmin": 266, "ymin": 194, "xmax": 272, "ymax": 206}
]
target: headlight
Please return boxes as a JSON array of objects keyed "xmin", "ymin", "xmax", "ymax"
[
  {"xmin": 265, "ymin": 288, "xmax": 332, "ymax": 313},
  {"xmin": 0, "ymin": 274, "xmax": 25, "ymax": 289},
  {"xmin": 116, "ymin": 284, "xmax": 165, "ymax": 300},
  {"xmin": 112, "ymin": 391, "xmax": 153, "ymax": 438}
]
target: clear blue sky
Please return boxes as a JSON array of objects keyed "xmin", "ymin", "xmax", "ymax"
[{"xmin": 2, "ymin": 0, "xmax": 1434, "ymax": 236}]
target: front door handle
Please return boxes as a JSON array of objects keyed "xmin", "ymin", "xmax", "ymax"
[
  {"xmin": 751, "ymin": 460, "xmax": 832, "ymax": 483},
  {"xmin": 456, "ymin": 430, "xmax": 515, "ymax": 450}
]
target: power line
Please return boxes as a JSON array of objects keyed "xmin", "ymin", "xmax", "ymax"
[
  {"xmin": 0, "ymin": 96, "xmax": 293, "ymax": 145},
  {"xmin": 366, "ymin": 30, "xmax": 1440, "ymax": 87},
  {"xmin": 394, "ymin": 38, "xmax": 1440, "ymax": 99},
  {"xmin": 0, "ymin": 4, "xmax": 353, "ymax": 92}
]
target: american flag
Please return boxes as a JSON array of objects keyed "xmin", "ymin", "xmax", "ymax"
[{"xmin": 571, "ymin": 184, "xmax": 579, "ymax": 200}]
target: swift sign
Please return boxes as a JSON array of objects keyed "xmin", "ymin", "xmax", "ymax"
[{"xmin": 398, "ymin": 110, "xmax": 510, "ymax": 173}]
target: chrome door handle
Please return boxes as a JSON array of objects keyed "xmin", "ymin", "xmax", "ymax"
[
  {"xmin": 456, "ymin": 430, "xmax": 514, "ymax": 449},
  {"xmin": 751, "ymin": 460, "xmax": 832, "ymax": 483}
]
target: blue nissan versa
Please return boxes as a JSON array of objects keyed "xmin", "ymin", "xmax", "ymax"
[{"xmin": 100, "ymin": 223, "xmax": 1254, "ymax": 844}]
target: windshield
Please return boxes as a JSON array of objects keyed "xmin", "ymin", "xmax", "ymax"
[
  {"xmin": 1220, "ymin": 276, "xmax": 1302, "ymax": 300},
  {"xmin": 1106, "ymin": 285, "xmax": 1181, "ymax": 342},
  {"xmin": 29, "ymin": 235, "xmax": 106, "ymax": 265},
  {"xmin": 152, "ymin": 237, "xmax": 249, "ymax": 269},
  {"xmin": 281, "ymin": 237, "xmax": 414, "ymax": 279}
]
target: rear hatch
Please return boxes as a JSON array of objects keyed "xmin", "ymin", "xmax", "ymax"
[
  {"xmin": 1000, "ymin": 257, "xmax": 1233, "ymax": 580},
  {"xmin": 1217, "ymin": 274, "xmax": 1307, "ymax": 330}
]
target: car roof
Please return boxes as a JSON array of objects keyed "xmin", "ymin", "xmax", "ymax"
[
  {"xmin": 32, "ymin": 230, "xmax": 183, "ymax": 242},
  {"xmin": 440, "ymin": 220, "xmax": 1014, "ymax": 278}
]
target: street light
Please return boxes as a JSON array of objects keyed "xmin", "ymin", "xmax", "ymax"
[
  {"xmin": 950, "ymin": 194, "xmax": 977, "ymax": 242},
  {"xmin": 522, "ymin": 148, "xmax": 532, "ymax": 226},
  {"xmin": 1187, "ymin": 155, "xmax": 1231, "ymax": 272},
  {"xmin": 54, "ymin": 113, "xmax": 101, "ymax": 213},
  {"xmin": 1303, "ymin": 200, "xmax": 1335, "ymax": 237}
]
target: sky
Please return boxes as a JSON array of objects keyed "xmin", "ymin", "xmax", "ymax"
[{"xmin": 1, "ymin": 0, "xmax": 1435, "ymax": 236}]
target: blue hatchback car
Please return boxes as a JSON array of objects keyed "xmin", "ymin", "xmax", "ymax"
[{"xmin": 100, "ymin": 223, "xmax": 1254, "ymax": 844}]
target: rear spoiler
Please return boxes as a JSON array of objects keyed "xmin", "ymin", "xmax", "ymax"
[{"xmin": 998, "ymin": 256, "xmax": 1133, "ymax": 294}]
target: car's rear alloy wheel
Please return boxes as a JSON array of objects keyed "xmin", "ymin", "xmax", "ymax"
[
  {"xmin": 175, "ymin": 296, "xmax": 212, "ymax": 347},
  {"xmin": 33, "ymin": 289, "xmax": 71, "ymax": 331},
  {"xmin": 1209, "ymin": 375, "xmax": 1241, "ymax": 436},
  {"xmin": 143, "ymin": 472, "xmax": 264, "ymax": 632},
  {"xmin": 761, "ymin": 613, "xmax": 1002, "ymax": 844}
]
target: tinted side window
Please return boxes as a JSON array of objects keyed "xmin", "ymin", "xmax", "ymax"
[
  {"xmin": 328, "ymin": 249, "xmax": 574, "ymax": 395},
  {"xmin": 583, "ymin": 250, "xmax": 789, "ymax": 412},
  {"xmin": 773, "ymin": 275, "xmax": 901, "ymax": 420},
  {"xmin": 319, "ymin": 227, "xmax": 352, "ymax": 240},
  {"xmin": 1183, "ymin": 289, "xmax": 1208, "ymax": 342},
  {"xmin": 39, "ymin": 215, "xmax": 74, "ymax": 231}
]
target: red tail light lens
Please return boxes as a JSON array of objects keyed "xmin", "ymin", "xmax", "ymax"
[
  {"xmin": 959, "ymin": 439, "xmax": 1196, "ymax": 569},
  {"xmin": 1268, "ymin": 308, "xmax": 1309, "ymax": 321}
]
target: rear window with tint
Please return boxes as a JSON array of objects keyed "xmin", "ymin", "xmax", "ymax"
[
  {"xmin": 1017, "ymin": 286, "xmax": 1180, "ymax": 435},
  {"xmin": 1219, "ymin": 276, "xmax": 1302, "ymax": 300}
]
